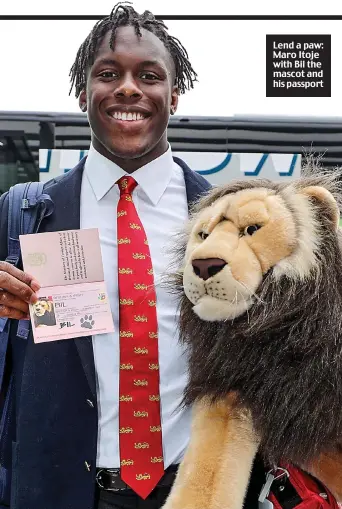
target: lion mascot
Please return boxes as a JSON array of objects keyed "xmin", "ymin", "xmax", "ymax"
[
  {"xmin": 162, "ymin": 167, "xmax": 342, "ymax": 509},
  {"xmin": 32, "ymin": 298, "xmax": 56, "ymax": 328}
]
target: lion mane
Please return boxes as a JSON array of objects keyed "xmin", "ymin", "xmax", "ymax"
[
  {"xmin": 168, "ymin": 166, "xmax": 342, "ymax": 472},
  {"xmin": 33, "ymin": 299, "xmax": 56, "ymax": 327}
]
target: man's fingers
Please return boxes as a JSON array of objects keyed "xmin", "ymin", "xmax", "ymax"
[
  {"xmin": 0, "ymin": 261, "xmax": 40, "ymax": 291},
  {"xmin": 0, "ymin": 291, "xmax": 29, "ymax": 313},
  {"xmin": 0, "ymin": 263, "xmax": 39, "ymax": 304},
  {"xmin": 0, "ymin": 305, "xmax": 28, "ymax": 320},
  {"xmin": 0, "ymin": 275, "xmax": 37, "ymax": 304}
]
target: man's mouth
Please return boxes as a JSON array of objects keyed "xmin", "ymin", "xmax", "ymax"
[
  {"xmin": 105, "ymin": 107, "xmax": 151, "ymax": 123},
  {"xmin": 111, "ymin": 111, "xmax": 147, "ymax": 121}
]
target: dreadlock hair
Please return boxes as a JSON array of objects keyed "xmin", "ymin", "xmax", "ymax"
[{"xmin": 69, "ymin": 2, "xmax": 197, "ymax": 98}]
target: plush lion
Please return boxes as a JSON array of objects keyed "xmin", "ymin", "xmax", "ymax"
[{"xmin": 163, "ymin": 167, "xmax": 342, "ymax": 509}]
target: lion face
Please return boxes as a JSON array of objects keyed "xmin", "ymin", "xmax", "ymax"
[
  {"xmin": 183, "ymin": 183, "xmax": 339, "ymax": 322},
  {"xmin": 33, "ymin": 300, "xmax": 51, "ymax": 317}
]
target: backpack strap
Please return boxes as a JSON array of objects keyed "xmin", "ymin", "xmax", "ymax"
[
  {"xmin": 6, "ymin": 183, "xmax": 53, "ymax": 340},
  {"xmin": 0, "ymin": 180, "xmax": 54, "ymax": 386},
  {"xmin": 265, "ymin": 465, "xmax": 339, "ymax": 509},
  {"xmin": 7, "ymin": 182, "xmax": 53, "ymax": 266},
  {"xmin": 0, "ymin": 182, "xmax": 54, "ymax": 504}
]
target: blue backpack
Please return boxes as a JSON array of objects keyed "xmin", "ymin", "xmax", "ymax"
[{"xmin": 0, "ymin": 182, "xmax": 53, "ymax": 506}]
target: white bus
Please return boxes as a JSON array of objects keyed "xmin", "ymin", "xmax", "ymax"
[{"xmin": 1, "ymin": 111, "xmax": 341, "ymax": 194}]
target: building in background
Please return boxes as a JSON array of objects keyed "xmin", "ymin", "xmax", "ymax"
[{"xmin": 1, "ymin": 111, "xmax": 342, "ymax": 194}]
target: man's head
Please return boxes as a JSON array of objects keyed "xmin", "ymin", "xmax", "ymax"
[{"xmin": 69, "ymin": 2, "xmax": 197, "ymax": 171}]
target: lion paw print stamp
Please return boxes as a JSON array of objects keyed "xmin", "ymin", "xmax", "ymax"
[{"xmin": 80, "ymin": 315, "xmax": 95, "ymax": 330}]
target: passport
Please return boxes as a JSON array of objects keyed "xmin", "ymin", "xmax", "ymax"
[{"xmin": 20, "ymin": 228, "xmax": 114, "ymax": 343}]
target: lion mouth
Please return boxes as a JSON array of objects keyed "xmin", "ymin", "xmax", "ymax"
[
  {"xmin": 183, "ymin": 265, "xmax": 256, "ymax": 321},
  {"xmin": 192, "ymin": 294, "xmax": 254, "ymax": 322}
]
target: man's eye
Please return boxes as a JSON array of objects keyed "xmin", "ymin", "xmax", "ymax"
[
  {"xmin": 140, "ymin": 72, "xmax": 159, "ymax": 80},
  {"xmin": 99, "ymin": 71, "xmax": 118, "ymax": 79}
]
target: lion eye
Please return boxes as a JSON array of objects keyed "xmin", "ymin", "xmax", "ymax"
[
  {"xmin": 244, "ymin": 224, "xmax": 261, "ymax": 236},
  {"xmin": 198, "ymin": 231, "xmax": 209, "ymax": 240}
]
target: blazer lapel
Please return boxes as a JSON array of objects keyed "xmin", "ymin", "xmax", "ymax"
[
  {"xmin": 173, "ymin": 156, "xmax": 212, "ymax": 211},
  {"xmin": 40, "ymin": 159, "xmax": 97, "ymax": 398}
]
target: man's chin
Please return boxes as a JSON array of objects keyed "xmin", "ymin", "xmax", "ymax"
[
  {"xmin": 92, "ymin": 131, "xmax": 168, "ymax": 168},
  {"xmin": 94, "ymin": 135, "xmax": 154, "ymax": 163},
  {"xmin": 108, "ymin": 143, "xmax": 152, "ymax": 161}
]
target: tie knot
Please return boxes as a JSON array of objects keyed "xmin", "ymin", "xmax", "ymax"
[{"xmin": 117, "ymin": 176, "xmax": 137, "ymax": 196}]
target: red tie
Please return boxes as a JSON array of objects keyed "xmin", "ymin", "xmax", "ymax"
[{"xmin": 117, "ymin": 176, "xmax": 164, "ymax": 499}]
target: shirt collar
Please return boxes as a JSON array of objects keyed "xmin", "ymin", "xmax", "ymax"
[{"xmin": 84, "ymin": 143, "xmax": 175, "ymax": 206}]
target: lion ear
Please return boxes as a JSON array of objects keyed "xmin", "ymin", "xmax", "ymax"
[{"xmin": 301, "ymin": 185, "xmax": 340, "ymax": 231}]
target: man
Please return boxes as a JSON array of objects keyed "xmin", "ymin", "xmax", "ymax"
[{"xmin": 0, "ymin": 4, "xmax": 264, "ymax": 508}]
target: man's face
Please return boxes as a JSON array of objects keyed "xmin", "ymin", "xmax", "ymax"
[{"xmin": 79, "ymin": 26, "xmax": 179, "ymax": 168}]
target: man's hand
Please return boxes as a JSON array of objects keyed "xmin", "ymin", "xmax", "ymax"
[{"xmin": 0, "ymin": 261, "xmax": 40, "ymax": 320}]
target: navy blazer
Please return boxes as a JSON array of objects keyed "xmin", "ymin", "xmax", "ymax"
[{"xmin": 0, "ymin": 157, "xmax": 263, "ymax": 509}]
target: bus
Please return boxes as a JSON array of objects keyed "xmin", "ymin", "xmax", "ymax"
[{"xmin": 1, "ymin": 110, "xmax": 342, "ymax": 194}]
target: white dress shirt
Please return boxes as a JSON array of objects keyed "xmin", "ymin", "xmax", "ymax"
[{"xmin": 80, "ymin": 144, "xmax": 192, "ymax": 468}]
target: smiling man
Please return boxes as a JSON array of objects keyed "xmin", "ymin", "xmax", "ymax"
[
  {"xmin": 74, "ymin": 24, "xmax": 180, "ymax": 168},
  {"xmin": 0, "ymin": 3, "xmax": 264, "ymax": 509}
]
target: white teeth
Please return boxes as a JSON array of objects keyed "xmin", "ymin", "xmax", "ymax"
[{"xmin": 111, "ymin": 111, "xmax": 146, "ymax": 121}]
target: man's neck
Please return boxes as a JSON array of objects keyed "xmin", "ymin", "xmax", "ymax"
[{"xmin": 91, "ymin": 139, "xmax": 169, "ymax": 174}]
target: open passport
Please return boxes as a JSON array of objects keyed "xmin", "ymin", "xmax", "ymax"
[{"xmin": 20, "ymin": 228, "xmax": 114, "ymax": 343}]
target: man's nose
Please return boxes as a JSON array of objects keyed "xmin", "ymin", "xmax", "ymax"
[
  {"xmin": 114, "ymin": 75, "xmax": 142, "ymax": 99},
  {"xmin": 191, "ymin": 258, "xmax": 227, "ymax": 281}
]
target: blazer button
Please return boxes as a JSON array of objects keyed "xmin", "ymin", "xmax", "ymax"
[
  {"xmin": 85, "ymin": 461, "xmax": 91, "ymax": 471},
  {"xmin": 86, "ymin": 399, "xmax": 94, "ymax": 408}
]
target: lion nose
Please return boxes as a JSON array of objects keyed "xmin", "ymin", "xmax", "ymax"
[{"xmin": 192, "ymin": 258, "xmax": 227, "ymax": 281}]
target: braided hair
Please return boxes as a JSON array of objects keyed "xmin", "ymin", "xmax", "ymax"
[{"xmin": 69, "ymin": 2, "xmax": 197, "ymax": 97}]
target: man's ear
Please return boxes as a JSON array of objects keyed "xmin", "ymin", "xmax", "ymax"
[
  {"xmin": 301, "ymin": 185, "xmax": 340, "ymax": 231},
  {"xmin": 79, "ymin": 89, "xmax": 87, "ymax": 112},
  {"xmin": 170, "ymin": 86, "xmax": 179, "ymax": 115}
]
